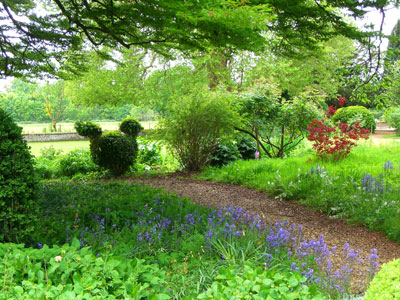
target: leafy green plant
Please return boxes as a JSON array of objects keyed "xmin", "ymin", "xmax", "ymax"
[
  {"xmin": 364, "ymin": 259, "xmax": 400, "ymax": 300},
  {"xmin": 198, "ymin": 264, "xmax": 324, "ymax": 299},
  {"xmin": 34, "ymin": 146, "xmax": 63, "ymax": 179},
  {"xmin": 0, "ymin": 241, "xmax": 172, "ymax": 299},
  {"xmin": 236, "ymin": 135, "xmax": 257, "ymax": 160},
  {"xmin": 210, "ymin": 140, "xmax": 241, "ymax": 167},
  {"xmin": 332, "ymin": 106, "xmax": 376, "ymax": 133},
  {"xmin": 156, "ymin": 89, "xmax": 238, "ymax": 171},
  {"xmin": 57, "ymin": 148, "xmax": 99, "ymax": 177},
  {"xmin": 137, "ymin": 136, "xmax": 162, "ymax": 167},
  {"xmin": 0, "ymin": 108, "xmax": 38, "ymax": 243},
  {"xmin": 384, "ymin": 106, "xmax": 400, "ymax": 136}
]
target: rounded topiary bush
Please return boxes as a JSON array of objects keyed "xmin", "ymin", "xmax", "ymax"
[
  {"xmin": 331, "ymin": 106, "xmax": 376, "ymax": 133},
  {"xmin": 95, "ymin": 131, "xmax": 138, "ymax": 176},
  {"xmin": 119, "ymin": 117, "xmax": 143, "ymax": 137},
  {"xmin": 0, "ymin": 108, "xmax": 38, "ymax": 243},
  {"xmin": 364, "ymin": 259, "xmax": 400, "ymax": 300}
]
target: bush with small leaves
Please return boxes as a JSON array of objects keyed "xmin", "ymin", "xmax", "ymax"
[
  {"xmin": 75, "ymin": 119, "xmax": 142, "ymax": 176},
  {"xmin": 96, "ymin": 131, "xmax": 137, "ymax": 176},
  {"xmin": 119, "ymin": 117, "xmax": 143, "ymax": 137},
  {"xmin": 364, "ymin": 259, "xmax": 400, "ymax": 300},
  {"xmin": 74, "ymin": 121, "xmax": 102, "ymax": 139},
  {"xmin": 0, "ymin": 108, "xmax": 38, "ymax": 243},
  {"xmin": 332, "ymin": 106, "xmax": 376, "ymax": 133},
  {"xmin": 156, "ymin": 90, "xmax": 238, "ymax": 171}
]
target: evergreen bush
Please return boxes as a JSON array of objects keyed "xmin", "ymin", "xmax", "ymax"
[
  {"xmin": 0, "ymin": 108, "xmax": 38, "ymax": 243},
  {"xmin": 75, "ymin": 120, "xmax": 141, "ymax": 176}
]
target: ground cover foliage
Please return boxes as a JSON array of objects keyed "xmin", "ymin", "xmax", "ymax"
[
  {"xmin": 1, "ymin": 182, "xmax": 379, "ymax": 299},
  {"xmin": 200, "ymin": 143, "xmax": 400, "ymax": 243}
]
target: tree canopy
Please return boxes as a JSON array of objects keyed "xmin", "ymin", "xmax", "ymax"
[{"xmin": 1, "ymin": 0, "xmax": 398, "ymax": 78}]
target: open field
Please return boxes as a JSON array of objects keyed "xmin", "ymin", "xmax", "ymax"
[
  {"xmin": 29, "ymin": 140, "xmax": 90, "ymax": 156},
  {"xmin": 19, "ymin": 121, "xmax": 156, "ymax": 134}
]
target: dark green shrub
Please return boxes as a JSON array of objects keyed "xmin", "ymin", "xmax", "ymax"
[
  {"xmin": 332, "ymin": 106, "xmax": 376, "ymax": 133},
  {"xmin": 57, "ymin": 149, "xmax": 99, "ymax": 177},
  {"xmin": 0, "ymin": 108, "xmax": 38, "ymax": 243},
  {"xmin": 75, "ymin": 120, "xmax": 142, "ymax": 176},
  {"xmin": 210, "ymin": 141, "xmax": 241, "ymax": 167},
  {"xmin": 236, "ymin": 135, "xmax": 257, "ymax": 160},
  {"xmin": 119, "ymin": 117, "xmax": 143, "ymax": 137},
  {"xmin": 74, "ymin": 120, "xmax": 102, "ymax": 139},
  {"xmin": 95, "ymin": 131, "xmax": 138, "ymax": 176}
]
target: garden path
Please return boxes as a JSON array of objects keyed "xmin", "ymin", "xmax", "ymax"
[{"xmin": 132, "ymin": 175, "xmax": 400, "ymax": 277}]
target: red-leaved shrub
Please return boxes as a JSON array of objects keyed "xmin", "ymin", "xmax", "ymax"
[
  {"xmin": 307, "ymin": 119, "xmax": 370, "ymax": 160},
  {"xmin": 327, "ymin": 106, "xmax": 336, "ymax": 117}
]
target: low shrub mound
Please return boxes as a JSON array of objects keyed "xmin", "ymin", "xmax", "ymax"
[
  {"xmin": 332, "ymin": 106, "xmax": 376, "ymax": 133},
  {"xmin": 364, "ymin": 259, "xmax": 400, "ymax": 300},
  {"xmin": 0, "ymin": 108, "xmax": 38, "ymax": 243}
]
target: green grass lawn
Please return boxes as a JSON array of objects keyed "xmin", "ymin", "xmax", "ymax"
[
  {"xmin": 19, "ymin": 121, "xmax": 157, "ymax": 134},
  {"xmin": 29, "ymin": 140, "xmax": 90, "ymax": 156},
  {"xmin": 199, "ymin": 142, "xmax": 400, "ymax": 243}
]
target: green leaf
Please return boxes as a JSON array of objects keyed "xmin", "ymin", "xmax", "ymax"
[
  {"xmin": 288, "ymin": 277, "xmax": 299, "ymax": 288},
  {"xmin": 71, "ymin": 238, "xmax": 81, "ymax": 249}
]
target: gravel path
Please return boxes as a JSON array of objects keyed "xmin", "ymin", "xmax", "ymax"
[{"xmin": 130, "ymin": 175, "xmax": 400, "ymax": 288}]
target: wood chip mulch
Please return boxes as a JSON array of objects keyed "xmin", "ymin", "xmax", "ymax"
[{"xmin": 128, "ymin": 174, "xmax": 400, "ymax": 291}]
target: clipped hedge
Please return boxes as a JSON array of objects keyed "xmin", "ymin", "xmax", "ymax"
[
  {"xmin": 332, "ymin": 106, "xmax": 376, "ymax": 133},
  {"xmin": 364, "ymin": 259, "xmax": 400, "ymax": 300}
]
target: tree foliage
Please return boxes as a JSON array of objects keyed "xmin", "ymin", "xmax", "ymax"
[{"xmin": 0, "ymin": 0, "xmax": 398, "ymax": 78}]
